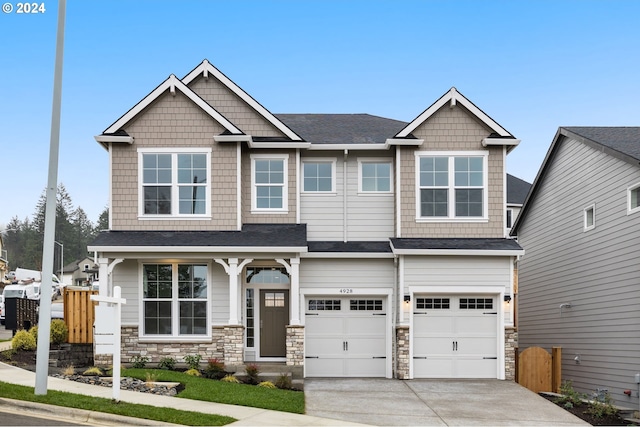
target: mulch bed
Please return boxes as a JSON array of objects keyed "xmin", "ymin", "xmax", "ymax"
[{"xmin": 541, "ymin": 393, "xmax": 636, "ymax": 426}]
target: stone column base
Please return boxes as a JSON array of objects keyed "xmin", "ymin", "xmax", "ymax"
[{"xmin": 396, "ymin": 325, "xmax": 410, "ymax": 379}]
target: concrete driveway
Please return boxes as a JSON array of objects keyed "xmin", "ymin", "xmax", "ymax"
[{"xmin": 305, "ymin": 378, "xmax": 589, "ymax": 426}]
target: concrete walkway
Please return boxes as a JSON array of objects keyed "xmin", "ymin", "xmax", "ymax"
[{"xmin": 305, "ymin": 378, "xmax": 589, "ymax": 426}]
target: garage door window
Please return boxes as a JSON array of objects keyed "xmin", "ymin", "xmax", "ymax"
[
  {"xmin": 350, "ymin": 299, "xmax": 383, "ymax": 311},
  {"xmin": 416, "ymin": 298, "xmax": 450, "ymax": 309},
  {"xmin": 459, "ymin": 298, "xmax": 493, "ymax": 309},
  {"xmin": 308, "ymin": 299, "xmax": 341, "ymax": 311}
]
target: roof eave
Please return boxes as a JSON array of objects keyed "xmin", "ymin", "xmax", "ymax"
[{"xmin": 88, "ymin": 245, "xmax": 309, "ymax": 254}]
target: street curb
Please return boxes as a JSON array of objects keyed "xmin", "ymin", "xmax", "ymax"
[{"xmin": 0, "ymin": 397, "xmax": 179, "ymax": 426}]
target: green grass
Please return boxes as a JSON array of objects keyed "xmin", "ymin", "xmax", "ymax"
[
  {"xmin": 123, "ymin": 368, "xmax": 305, "ymax": 414},
  {"xmin": 0, "ymin": 381, "xmax": 236, "ymax": 426}
]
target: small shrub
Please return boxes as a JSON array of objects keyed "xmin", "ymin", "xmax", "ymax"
[
  {"xmin": 29, "ymin": 326, "xmax": 38, "ymax": 342},
  {"xmin": 131, "ymin": 355, "xmax": 149, "ymax": 369},
  {"xmin": 183, "ymin": 354, "xmax": 202, "ymax": 370},
  {"xmin": 82, "ymin": 366, "xmax": 104, "ymax": 376},
  {"xmin": 245, "ymin": 363, "xmax": 260, "ymax": 385},
  {"xmin": 258, "ymin": 381, "xmax": 276, "ymax": 389},
  {"xmin": 221, "ymin": 374, "xmax": 240, "ymax": 383},
  {"xmin": 184, "ymin": 368, "xmax": 201, "ymax": 377},
  {"xmin": 12, "ymin": 330, "xmax": 36, "ymax": 351},
  {"xmin": 158, "ymin": 356, "xmax": 176, "ymax": 370},
  {"xmin": 62, "ymin": 365, "xmax": 75, "ymax": 376},
  {"xmin": 50, "ymin": 319, "xmax": 68, "ymax": 344},
  {"xmin": 275, "ymin": 373, "xmax": 292, "ymax": 390},
  {"xmin": 204, "ymin": 358, "xmax": 226, "ymax": 380},
  {"xmin": 586, "ymin": 390, "xmax": 618, "ymax": 419},
  {"xmin": 555, "ymin": 380, "xmax": 586, "ymax": 409}
]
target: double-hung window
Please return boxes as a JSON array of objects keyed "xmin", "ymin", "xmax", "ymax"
[
  {"xmin": 139, "ymin": 148, "xmax": 211, "ymax": 218},
  {"xmin": 251, "ymin": 154, "xmax": 288, "ymax": 212},
  {"xmin": 359, "ymin": 159, "xmax": 392, "ymax": 193},
  {"xmin": 302, "ymin": 160, "xmax": 335, "ymax": 193},
  {"xmin": 416, "ymin": 151, "xmax": 488, "ymax": 220},
  {"xmin": 142, "ymin": 263, "xmax": 209, "ymax": 337}
]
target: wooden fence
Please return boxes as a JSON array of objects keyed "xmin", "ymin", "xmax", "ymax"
[
  {"xmin": 515, "ymin": 346, "xmax": 562, "ymax": 393},
  {"xmin": 62, "ymin": 287, "xmax": 98, "ymax": 344}
]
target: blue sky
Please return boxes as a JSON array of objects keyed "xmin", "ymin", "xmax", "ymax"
[{"xmin": 1, "ymin": 0, "xmax": 639, "ymax": 227}]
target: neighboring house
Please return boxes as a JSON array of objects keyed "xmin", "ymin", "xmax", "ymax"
[
  {"xmin": 506, "ymin": 174, "xmax": 531, "ymax": 235},
  {"xmin": 511, "ymin": 127, "xmax": 640, "ymax": 406},
  {"xmin": 89, "ymin": 59, "xmax": 524, "ymax": 380},
  {"xmin": 61, "ymin": 257, "xmax": 99, "ymax": 287}
]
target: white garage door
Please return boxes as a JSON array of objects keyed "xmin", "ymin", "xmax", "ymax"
[
  {"xmin": 305, "ymin": 297, "xmax": 387, "ymax": 377},
  {"xmin": 413, "ymin": 295, "xmax": 498, "ymax": 378}
]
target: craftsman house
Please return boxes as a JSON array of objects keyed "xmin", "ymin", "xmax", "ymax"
[
  {"xmin": 511, "ymin": 127, "xmax": 640, "ymax": 406},
  {"xmin": 89, "ymin": 60, "xmax": 523, "ymax": 379}
]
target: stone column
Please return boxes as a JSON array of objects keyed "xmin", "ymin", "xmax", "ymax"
[
  {"xmin": 396, "ymin": 325, "xmax": 410, "ymax": 379},
  {"xmin": 286, "ymin": 325, "xmax": 304, "ymax": 366},
  {"xmin": 504, "ymin": 327, "xmax": 518, "ymax": 381},
  {"xmin": 223, "ymin": 325, "xmax": 244, "ymax": 369}
]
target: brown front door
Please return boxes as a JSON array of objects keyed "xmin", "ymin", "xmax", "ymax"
[{"xmin": 260, "ymin": 290, "xmax": 289, "ymax": 357}]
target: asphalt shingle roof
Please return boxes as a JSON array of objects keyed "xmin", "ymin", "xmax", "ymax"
[
  {"xmin": 276, "ymin": 114, "xmax": 408, "ymax": 144},
  {"xmin": 390, "ymin": 238, "xmax": 523, "ymax": 251},
  {"xmin": 307, "ymin": 241, "xmax": 392, "ymax": 253},
  {"xmin": 563, "ymin": 127, "xmax": 640, "ymax": 161},
  {"xmin": 506, "ymin": 174, "xmax": 531, "ymax": 205},
  {"xmin": 89, "ymin": 224, "xmax": 307, "ymax": 248}
]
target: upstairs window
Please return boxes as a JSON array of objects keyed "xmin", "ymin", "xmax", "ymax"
[
  {"xmin": 629, "ymin": 183, "xmax": 640, "ymax": 214},
  {"xmin": 251, "ymin": 155, "xmax": 288, "ymax": 212},
  {"xmin": 302, "ymin": 160, "xmax": 335, "ymax": 193},
  {"xmin": 359, "ymin": 159, "xmax": 392, "ymax": 193},
  {"xmin": 416, "ymin": 152, "xmax": 487, "ymax": 220},
  {"xmin": 139, "ymin": 149, "xmax": 210, "ymax": 218}
]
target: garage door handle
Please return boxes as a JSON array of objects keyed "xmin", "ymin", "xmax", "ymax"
[
  {"xmin": 306, "ymin": 313, "xmax": 318, "ymax": 316},
  {"xmin": 483, "ymin": 312, "xmax": 498, "ymax": 315},
  {"xmin": 483, "ymin": 357, "xmax": 497, "ymax": 359},
  {"xmin": 413, "ymin": 356, "xmax": 427, "ymax": 359},
  {"xmin": 372, "ymin": 356, "xmax": 386, "ymax": 359},
  {"xmin": 305, "ymin": 356, "xmax": 319, "ymax": 359},
  {"xmin": 372, "ymin": 313, "xmax": 385, "ymax": 316}
]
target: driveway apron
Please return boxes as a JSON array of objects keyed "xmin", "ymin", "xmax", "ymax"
[{"xmin": 304, "ymin": 378, "xmax": 589, "ymax": 426}]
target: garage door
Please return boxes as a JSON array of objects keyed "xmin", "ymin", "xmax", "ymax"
[
  {"xmin": 305, "ymin": 297, "xmax": 386, "ymax": 377},
  {"xmin": 413, "ymin": 295, "xmax": 498, "ymax": 378}
]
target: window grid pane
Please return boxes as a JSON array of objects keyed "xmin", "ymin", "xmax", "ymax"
[
  {"xmin": 459, "ymin": 298, "xmax": 493, "ymax": 310},
  {"xmin": 303, "ymin": 162, "xmax": 332, "ymax": 192},
  {"xmin": 350, "ymin": 299, "xmax": 383, "ymax": 311},
  {"xmin": 308, "ymin": 300, "xmax": 341, "ymax": 311},
  {"xmin": 416, "ymin": 298, "xmax": 450, "ymax": 310},
  {"xmin": 246, "ymin": 289, "xmax": 254, "ymax": 347},
  {"xmin": 362, "ymin": 162, "xmax": 391, "ymax": 192}
]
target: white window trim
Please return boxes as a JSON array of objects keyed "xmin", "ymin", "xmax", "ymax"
[
  {"xmin": 357, "ymin": 157, "xmax": 394, "ymax": 195},
  {"xmin": 414, "ymin": 151, "xmax": 488, "ymax": 222},
  {"xmin": 505, "ymin": 208, "xmax": 513, "ymax": 231},
  {"xmin": 251, "ymin": 153, "xmax": 289, "ymax": 213},
  {"xmin": 137, "ymin": 147, "xmax": 212, "ymax": 220},
  {"xmin": 138, "ymin": 261, "xmax": 211, "ymax": 340},
  {"xmin": 301, "ymin": 158, "xmax": 337, "ymax": 194},
  {"xmin": 628, "ymin": 182, "xmax": 640, "ymax": 215},
  {"xmin": 583, "ymin": 204, "xmax": 595, "ymax": 231}
]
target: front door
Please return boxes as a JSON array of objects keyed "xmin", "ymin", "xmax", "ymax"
[{"xmin": 260, "ymin": 290, "xmax": 289, "ymax": 357}]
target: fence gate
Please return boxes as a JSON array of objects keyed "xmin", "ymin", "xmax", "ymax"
[
  {"xmin": 515, "ymin": 346, "xmax": 561, "ymax": 393},
  {"xmin": 63, "ymin": 287, "xmax": 98, "ymax": 343}
]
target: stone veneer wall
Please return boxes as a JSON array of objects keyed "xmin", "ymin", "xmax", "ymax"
[
  {"xmin": 286, "ymin": 325, "xmax": 304, "ymax": 366},
  {"xmin": 396, "ymin": 325, "xmax": 410, "ymax": 379},
  {"xmin": 223, "ymin": 325, "xmax": 244, "ymax": 368},
  {"xmin": 505, "ymin": 327, "xmax": 518, "ymax": 381},
  {"xmin": 95, "ymin": 326, "xmax": 227, "ymax": 368}
]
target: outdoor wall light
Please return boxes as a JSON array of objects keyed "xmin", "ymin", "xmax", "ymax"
[
  {"xmin": 504, "ymin": 295, "xmax": 512, "ymax": 302},
  {"xmin": 403, "ymin": 295, "xmax": 411, "ymax": 303}
]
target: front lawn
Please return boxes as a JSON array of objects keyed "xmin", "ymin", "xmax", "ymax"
[
  {"xmin": 123, "ymin": 368, "xmax": 305, "ymax": 414},
  {"xmin": 0, "ymin": 381, "xmax": 236, "ymax": 426}
]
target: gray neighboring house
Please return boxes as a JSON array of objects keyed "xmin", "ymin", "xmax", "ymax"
[
  {"xmin": 511, "ymin": 127, "xmax": 640, "ymax": 407},
  {"xmin": 506, "ymin": 174, "xmax": 531, "ymax": 235}
]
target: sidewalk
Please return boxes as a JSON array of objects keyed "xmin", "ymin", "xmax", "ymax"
[{"xmin": 0, "ymin": 344, "xmax": 365, "ymax": 426}]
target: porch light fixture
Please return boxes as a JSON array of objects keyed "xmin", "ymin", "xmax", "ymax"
[
  {"xmin": 504, "ymin": 295, "xmax": 512, "ymax": 302},
  {"xmin": 403, "ymin": 295, "xmax": 411, "ymax": 303}
]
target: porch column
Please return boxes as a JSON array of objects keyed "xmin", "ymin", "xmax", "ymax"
[
  {"xmin": 228, "ymin": 258, "xmax": 239, "ymax": 325},
  {"xmin": 97, "ymin": 258, "xmax": 108, "ymax": 297},
  {"xmin": 290, "ymin": 258, "xmax": 301, "ymax": 325}
]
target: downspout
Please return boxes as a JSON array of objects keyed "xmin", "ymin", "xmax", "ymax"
[
  {"xmin": 108, "ymin": 142, "xmax": 113, "ymax": 230},
  {"xmin": 502, "ymin": 146, "xmax": 507, "ymax": 238},
  {"xmin": 296, "ymin": 149, "xmax": 301, "ymax": 224},
  {"xmin": 395, "ymin": 146, "xmax": 401, "ymax": 238},
  {"xmin": 237, "ymin": 142, "xmax": 242, "ymax": 230},
  {"xmin": 343, "ymin": 149, "xmax": 348, "ymax": 242}
]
